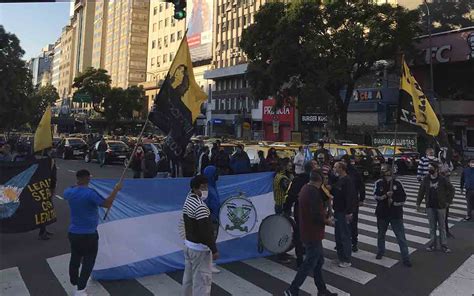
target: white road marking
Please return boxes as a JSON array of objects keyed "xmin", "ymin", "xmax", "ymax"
[
  {"xmin": 323, "ymin": 257, "xmax": 376, "ymax": 284},
  {"xmin": 212, "ymin": 267, "xmax": 272, "ymax": 295},
  {"xmin": 55, "ymin": 195, "xmax": 64, "ymax": 200},
  {"xmin": 136, "ymin": 274, "xmax": 182, "ymax": 295},
  {"xmin": 430, "ymin": 255, "xmax": 474, "ymax": 296},
  {"xmin": 0, "ymin": 267, "xmax": 30, "ymax": 296},
  {"xmin": 244, "ymin": 258, "xmax": 350, "ymax": 296},
  {"xmin": 67, "ymin": 170, "xmax": 76, "ymax": 173}
]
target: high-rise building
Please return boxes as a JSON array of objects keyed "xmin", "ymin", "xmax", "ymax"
[
  {"xmin": 102, "ymin": 0, "xmax": 150, "ymax": 88},
  {"xmin": 142, "ymin": 1, "xmax": 186, "ymax": 111},
  {"xmin": 204, "ymin": 0, "xmax": 268, "ymax": 137},
  {"xmin": 72, "ymin": 0, "xmax": 96, "ymax": 77},
  {"xmin": 92, "ymin": 0, "xmax": 109, "ymax": 69},
  {"xmin": 26, "ymin": 44, "xmax": 54, "ymax": 87},
  {"xmin": 57, "ymin": 23, "xmax": 76, "ymax": 99},
  {"xmin": 51, "ymin": 38, "xmax": 62, "ymax": 91}
]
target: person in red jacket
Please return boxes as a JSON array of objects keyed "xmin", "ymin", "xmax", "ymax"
[{"xmin": 284, "ymin": 170, "xmax": 337, "ymax": 296}]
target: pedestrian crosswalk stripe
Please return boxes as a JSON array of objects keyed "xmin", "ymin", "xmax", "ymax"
[
  {"xmin": 321, "ymin": 258, "xmax": 376, "ymax": 284},
  {"xmin": 325, "ymin": 226, "xmax": 416, "ymax": 254},
  {"xmin": 47, "ymin": 254, "xmax": 109, "ymax": 296},
  {"xmin": 357, "ymin": 212, "xmax": 431, "ymax": 235},
  {"xmin": 355, "ymin": 220, "xmax": 428, "ymax": 244},
  {"xmin": 323, "ymin": 240, "xmax": 398, "ymax": 268},
  {"xmin": 211, "ymin": 266, "xmax": 273, "ymax": 295},
  {"xmin": 135, "ymin": 274, "xmax": 182, "ymax": 295},
  {"xmin": 243, "ymin": 258, "xmax": 350, "ymax": 296},
  {"xmin": 429, "ymin": 255, "xmax": 474, "ymax": 296},
  {"xmin": 0, "ymin": 267, "xmax": 30, "ymax": 296},
  {"xmin": 359, "ymin": 206, "xmax": 455, "ymax": 228}
]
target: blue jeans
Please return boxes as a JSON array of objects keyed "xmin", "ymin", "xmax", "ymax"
[
  {"xmin": 426, "ymin": 208, "xmax": 448, "ymax": 248},
  {"xmin": 97, "ymin": 151, "xmax": 106, "ymax": 166},
  {"xmin": 289, "ymin": 241, "xmax": 327, "ymax": 294},
  {"xmin": 377, "ymin": 218, "xmax": 410, "ymax": 261},
  {"xmin": 334, "ymin": 211, "xmax": 351, "ymax": 263}
]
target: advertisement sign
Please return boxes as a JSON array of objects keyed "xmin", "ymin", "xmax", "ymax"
[
  {"xmin": 352, "ymin": 90, "xmax": 383, "ymax": 102},
  {"xmin": 372, "ymin": 133, "xmax": 418, "ymax": 149},
  {"xmin": 262, "ymin": 98, "xmax": 294, "ymax": 123},
  {"xmin": 186, "ymin": 0, "xmax": 213, "ymax": 62},
  {"xmin": 301, "ymin": 113, "xmax": 328, "ymax": 126}
]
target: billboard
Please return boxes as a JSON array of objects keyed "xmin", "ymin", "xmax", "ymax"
[{"xmin": 186, "ymin": 0, "xmax": 213, "ymax": 62}]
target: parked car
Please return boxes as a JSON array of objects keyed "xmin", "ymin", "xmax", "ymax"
[
  {"xmin": 55, "ymin": 137, "xmax": 88, "ymax": 159},
  {"xmin": 85, "ymin": 140, "xmax": 131, "ymax": 165},
  {"xmin": 326, "ymin": 144, "xmax": 380, "ymax": 179},
  {"xmin": 378, "ymin": 146, "xmax": 420, "ymax": 174}
]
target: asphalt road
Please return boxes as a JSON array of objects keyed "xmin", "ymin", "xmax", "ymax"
[{"xmin": 1, "ymin": 160, "xmax": 473, "ymax": 296}]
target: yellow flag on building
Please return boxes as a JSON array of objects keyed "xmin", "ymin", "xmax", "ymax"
[
  {"xmin": 399, "ymin": 57, "xmax": 440, "ymax": 136},
  {"xmin": 34, "ymin": 105, "xmax": 53, "ymax": 152}
]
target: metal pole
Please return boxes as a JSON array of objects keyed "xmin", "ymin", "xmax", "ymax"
[{"xmin": 424, "ymin": 0, "xmax": 435, "ymax": 99}]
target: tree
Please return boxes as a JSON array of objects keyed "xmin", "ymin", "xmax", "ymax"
[
  {"xmin": 418, "ymin": 0, "xmax": 473, "ymax": 34},
  {"xmin": 29, "ymin": 85, "xmax": 60, "ymax": 126},
  {"xmin": 72, "ymin": 67, "xmax": 111, "ymax": 113},
  {"xmin": 240, "ymin": 2, "xmax": 420, "ymax": 134},
  {"xmin": 0, "ymin": 25, "xmax": 35, "ymax": 131},
  {"xmin": 102, "ymin": 86, "xmax": 145, "ymax": 129}
]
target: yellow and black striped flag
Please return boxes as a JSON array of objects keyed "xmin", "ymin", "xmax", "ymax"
[
  {"xmin": 148, "ymin": 36, "xmax": 207, "ymax": 160},
  {"xmin": 398, "ymin": 57, "xmax": 440, "ymax": 136}
]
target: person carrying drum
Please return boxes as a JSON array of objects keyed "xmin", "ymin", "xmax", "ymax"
[
  {"xmin": 182, "ymin": 175, "xmax": 219, "ymax": 296},
  {"xmin": 283, "ymin": 161, "xmax": 313, "ymax": 267},
  {"xmin": 273, "ymin": 158, "xmax": 293, "ymax": 263},
  {"xmin": 284, "ymin": 170, "xmax": 337, "ymax": 296},
  {"xmin": 374, "ymin": 165, "xmax": 412, "ymax": 267},
  {"xmin": 331, "ymin": 162, "xmax": 357, "ymax": 268}
]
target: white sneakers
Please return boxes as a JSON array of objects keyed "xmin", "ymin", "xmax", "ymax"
[
  {"xmin": 338, "ymin": 262, "xmax": 352, "ymax": 268},
  {"xmin": 74, "ymin": 289, "xmax": 88, "ymax": 296}
]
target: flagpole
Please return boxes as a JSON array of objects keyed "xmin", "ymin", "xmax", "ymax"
[{"xmin": 104, "ymin": 29, "xmax": 192, "ymax": 220}]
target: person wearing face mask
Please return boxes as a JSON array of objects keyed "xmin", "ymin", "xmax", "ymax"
[
  {"xmin": 417, "ymin": 163, "xmax": 454, "ymax": 253},
  {"xmin": 460, "ymin": 158, "xmax": 474, "ymax": 221},
  {"xmin": 130, "ymin": 145, "xmax": 145, "ymax": 179},
  {"xmin": 373, "ymin": 165, "xmax": 412, "ymax": 267},
  {"xmin": 202, "ymin": 165, "xmax": 221, "ymax": 274},
  {"xmin": 417, "ymin": 148, "xmax": 439, "ymax": 182},
  {"xmin": 182, "ymin": 175, "xmax": 219, "ymax": 296},
  {"xmin": 331, "ymin": 162, "xmax": 357, "ymax": 268}
]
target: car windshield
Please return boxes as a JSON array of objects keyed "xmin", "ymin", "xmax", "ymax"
[
  {"xmin": 350, "ymin": 148, "xmax": 367, "ymax": 156},
  {"xmin": 368, "ymin": 148, "xmax": 383, "ymax": 157},
  {"xmin": 68, "ymin": 139, "xmax": 86, "ymax": 145},
  {"xmin": 399, "ymin": 148, "xmax": 415, "ymax": 153}
]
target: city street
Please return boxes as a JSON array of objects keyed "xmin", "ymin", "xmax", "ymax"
[{"xmin": 1, "ymin": 159, "xmax": 473, "ymax": 296}]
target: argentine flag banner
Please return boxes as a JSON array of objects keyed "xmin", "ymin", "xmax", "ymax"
[{"xmin": 90, "ymin": 172, "xmax": 274, "ymax": 280}]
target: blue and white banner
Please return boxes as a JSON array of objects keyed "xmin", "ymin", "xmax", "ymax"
[{"xmin": 90, "ymin": 172, "xmax": 274, "ymax": 280}]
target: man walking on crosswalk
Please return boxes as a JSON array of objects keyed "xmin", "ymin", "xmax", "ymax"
[
  {"xmin": 63, "ymin": 170, "xmax": 122, "ymax": 296},
  {"xmin": 373, "ymin": 165, "xmax": 412, "ymax": 267}
]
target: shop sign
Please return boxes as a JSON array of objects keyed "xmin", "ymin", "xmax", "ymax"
[
  {"xmin": 372, "ymin": 133, "xmax": 417, "ymax": 148},
  {"xmin": 352, "ymin": 90, "xmax": 383, "ymax": 102},
  {"xmin": 301, "ymin": 113, "xmax": 328, "ymax": 126},
  {"xmin": 262, "ymin": 98, "xmax": 294, "ymax": 123}
]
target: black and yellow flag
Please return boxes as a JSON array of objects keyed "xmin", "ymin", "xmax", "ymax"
[
  {"xmin": 148, "ymin": 37, "xmax": 207, "ymax": 160},
  {"xmin": 398, "ymin": 57, "xmax": 440, "ymax": 136},
  {"xmin": 34, "ymin": 105, "xmax": 53, "ymax": 152}
]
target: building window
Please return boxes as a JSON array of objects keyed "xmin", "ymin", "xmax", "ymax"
[
  {"xmin": 170, "ymin": 52, "xmax": 174, "ymax": 61},
  {"xmin": 171, "ymin": 18, "xmax": 176, "ymax": 27},
  {"xmin": 151, "ymin": 57, "xmax": 155, "ymax": 66},
  {"xmin": 159, "ymin": 21, "xmax": 163, "ymax": 29},
  {"xmin": 170, "ymin": 33, "xmax": 175, "ymax": 43},
  {"xmin": 165, "ymin": 18, "xmax": 169, "ymax": 27},
  {"xmin": 153, "ymin": 6, "xmax": 157, "ymax": 15},
  {"xmin": 163, "ymin": 54, "xmax": 167, "ymax": 63},
  {"xmin": 152, "ymin": 23, "xmax": 157, "ymax": 32},
  {"xmin": 236, "ymin": 17, "xmax": 240, "ymax": 28},
  {"xmin": 158, "ymin": 38, "xmax": 162, "ymax": 48},
  {"xmin": 159, "ymin": 4, "xmax": 163, "ymax": 12},
  {"xmin": 164, "ymin": 36, "xmax": 168, "ymax": 47},
  {"xmin": 177, "ymin": 31, "xmax": 182, "ymax": 40},
  {"xmin": 151, "ymin": 40, "xmax": 156, "ymax": 49}
]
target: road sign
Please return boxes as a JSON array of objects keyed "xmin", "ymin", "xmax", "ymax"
[{"xmin": 72, "ymin": 92, "xmax": 92, "ymax": 103}]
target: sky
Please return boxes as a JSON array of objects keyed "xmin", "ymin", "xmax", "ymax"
[{"xmin": 0, "ymin": 1, "xmax": 71, "ymax": 60}]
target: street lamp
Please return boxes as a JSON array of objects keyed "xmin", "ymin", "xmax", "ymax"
[{"xmin": 423, "ymin": 0, "xmax": 434, "ymax": 99}]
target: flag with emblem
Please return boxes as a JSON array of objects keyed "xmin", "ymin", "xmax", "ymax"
[
  {"xmin": 398, "ymin": 57, "xmax": 440, "ymax": 136},
  {"xmin": 148, "ymin": 36, "xmax": 207, "ymax": 161}
]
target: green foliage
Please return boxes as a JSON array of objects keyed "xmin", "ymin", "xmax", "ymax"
[
  {"xmin": 29, "ymin": 84, "xmax": 60, "ymax": 126},
  {"xmin": 240, "ymin": 2, "xmax": 420, "ymax": 134},
  {"xmin": 101, "ymin": 86, "xmax": 145, "ymax": 128},
  {"xmin": 72, "ymin": 67, "xmax": 112, "ymax": 113},
  {"xmin": 418, "ymin": 0, "xmax": 473, "ymax": 34},
  {"xmin": 0, "ymin": 25, "xmax": 35, "ymax": 131}
]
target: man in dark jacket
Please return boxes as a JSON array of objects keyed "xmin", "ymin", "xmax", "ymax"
[
  {"xmin": 284, "ymin": 170, "xmax": 337, "ymax": 296},
  {"xmin": 215, "ymin": 147, "xmax": 230, "ymax": 175},
  {"xmin": 342, "ymin": 155, "xmax": 366, "ymax": 252},
  {"xmin": 417, "ymin": 163, "xmax": 454, "ymax": 253},
  {"xmin": 283, "ymin": 161, "xmax": 313, "ymax": 267},
  {"xmin": 460, "ymin": 158, "xmax": 474, "ymax": 221},
  {"xmin": 197, "ymin": 146, "xmax": 210, "ymax": 175},
  {"xmin": 373, "ymin": 165, "xmax": 411, "ymax": 267},
  {"xmin": 331, "ymin": 161, "xmax": 357, "ymax": 268},
  {"xmin": 182, "ymin": 143, "xmax": 196, "ymax": 177},
  {"xmin": 230, "ymin": 145, "xmax": 251, "ymax": 174}
]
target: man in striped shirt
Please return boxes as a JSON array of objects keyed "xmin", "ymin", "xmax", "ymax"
[
  {"xmin": 182, "ymin": 175, "xmax": 219, "ymax": 296},
  {"xmin": 417, "ymin": 148, "xmax": 439, "ymax": 182}
]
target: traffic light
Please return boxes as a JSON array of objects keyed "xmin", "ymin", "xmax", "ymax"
[{"xmin": 166, "ymin": 0, "xmax": 186, "ymax": 20}]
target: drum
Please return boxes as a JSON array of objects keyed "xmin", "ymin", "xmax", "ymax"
[
  {"xmin": 258, "ymin": 214, "xmax": 296, "ymax": 254},
  {"xmin": 219, "ymin": 194, "xmax": 257, "ymax": 238}
]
